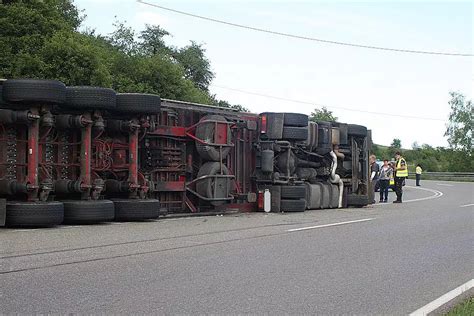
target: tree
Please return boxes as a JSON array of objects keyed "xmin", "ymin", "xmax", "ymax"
[
  {"xmin": 174, "ymin": 41, "xmax": 214, "ymax": 91},
  {"xmin": 0, "ymin": 0, "xmax": 246, "ymax": 109},
  {"xmin": 390, "ymin": 138, "xmax": 401, "ymax": 149},
  {"xmin": 309, "ymin": 106, "xmax": 337, "ymax": 122},
  {"xmin": 108, "ymin": 20, "xmax": 137, "ymax": 55},
  {"xmin": 138, "ymin": 24, "xmax": 170, "ymax": 56},
  {"xmin": 445, "ymin": 92, "xmax": 472, "ymax": 153}
]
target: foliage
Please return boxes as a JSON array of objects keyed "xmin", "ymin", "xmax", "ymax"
[
  {"xmin": 445, "ymin": 92, "xmax": 473, "ymax": 153},
  {"xmin": 444, "ymin": 296, "xmax": 473, "ymax": 316},
  {"xmin": 0, "ymin": 1, "xmax": 242, "ymax": 110},
  {"xmin": 309, "ymin": 106, "xmax": 337, "ymax": 122},
  {"xmin": 372, "ymin": 143, "xmax": 473, "ymax": 172},
  {"xmin": 174, "ymin": 41, "xmax": 214, "ymax": 91},
  {"xmin": 390, "ymin": 138, "xmax": 401, "ymax": 149}
]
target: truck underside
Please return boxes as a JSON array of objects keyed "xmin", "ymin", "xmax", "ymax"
[{"xmin": 0, "ymin": 79, "xmax": 370, "ymax": 227}]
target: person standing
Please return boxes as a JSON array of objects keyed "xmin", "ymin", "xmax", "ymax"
[
  {"xmin": 415, "ymin": 164, "xmax": 422, "ymax": 186},
  {"xmin": 369, "ymin": 155, "xmax": 380, "ymax": 204},
  {"xmin": 378, "ymin": 159, "xmax": 393, "ymax": 202},
  {"xmin": 393, "ymin": 151, "xmax": 408, "ymax": 203}
]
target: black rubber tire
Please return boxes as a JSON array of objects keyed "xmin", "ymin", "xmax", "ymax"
[
  {"xmin": 283, "ymin": 113, "xmax": 308, "ymax": 127},
  {"xmin": 195, "ymin": 115, "xmax": 231, "ymax": 161},
  {"xmin": 6, "ymin": 201, "xmax": 64, "ymax": 227},
  {"xmin": 282, "ymin": 126, "xmax": 308, "ymax": 140},
  {"xmin": 346, "ymin": 194, "xmax": 369, "ymax": 207},
  {"xmin": 280, "ymin": 185, "xmax": 306, "ymax": 199},
  {"xmin": 196, "ymin": 162, "xmax": 232, "ymax": 206},
  {"xmin": 347, "ymin": 124, "xmax": 368, "ymax": 137},
  {"xmin": 270, "ymin": 185, "xmax": 281, "ymax": 213},
  {"xmin": 260, "ymin": 112, "xmax": 284, "ymax": 139},
  {"xmin": 280, "ymin": 199, "xmax": 306, "ymax": 212},
  {"xmin": 62, "ymin": 199, "xmax": 115, "ymax": 224},
  {"xmin": 113, "ymin": 199, "xmax": 160, "ymax": 221},
  {"xmin": 0, "ymin": 85, "xmax": 7, "ymax": 108},
  {"xmin": 65, "ymin": 86, "xmax": 116, "ymax": 110},
  {"xmin": 116, "ymin": 93, "xmax": 161, "ymax": 114},
  {"xmin": 2, "ymin": 79, "xmax": 66, "ymax": 105}
]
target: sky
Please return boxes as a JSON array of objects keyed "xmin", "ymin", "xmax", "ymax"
[{"xmin": 75, "ymin": 0, "xmax": 473, "ymax": 148}]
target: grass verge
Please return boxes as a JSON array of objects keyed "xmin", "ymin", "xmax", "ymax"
[{"xmin": 444, "ymin": 296, "xmax": 474, "ymax": 316}]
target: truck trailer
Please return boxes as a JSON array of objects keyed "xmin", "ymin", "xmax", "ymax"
[{"xmin": 0, "ymin": 79, "xmax": 370, "ymax": 227}]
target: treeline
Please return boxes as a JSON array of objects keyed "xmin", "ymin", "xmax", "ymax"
[
  {"xmin": 372, "ymin": 144, "xmax": 473, "ymax": 173},
  {"xmin": 0, "ymin": 0, "xmax": 246, "ymax": 111}
]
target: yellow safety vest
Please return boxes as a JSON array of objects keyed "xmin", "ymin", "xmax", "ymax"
[
  {"xmin": 416, "ymin": 166, "xmax": 422, "ymax": 174},
  {"xmin": 396, "ymin": 157, "xmax": 408, "ymax": 177}
]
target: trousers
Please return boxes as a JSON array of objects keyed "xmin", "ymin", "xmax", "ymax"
[{"xmin": 394, "ymin": 177, "xmax": 405, "ymax": 202}]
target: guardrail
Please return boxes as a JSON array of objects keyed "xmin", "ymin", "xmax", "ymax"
[{"xmin": 407, "ymin": 172, "xmax": 474, "ymax": 182}]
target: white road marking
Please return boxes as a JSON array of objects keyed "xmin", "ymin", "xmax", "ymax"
[
  {"xmin": 460, "ymin": 203, "xmax": 474, "ymax": 208},
  {"xmin": 409, "ymin": 278, "xmax": 474, "ymax": 316},
  {"xmin": 437, "ymin": 183, "xmax": 453, "ymax": 187},
  {"xmin": 376, "ymin": 186, "xmax": 443, "ymax": 206},
  {"xmin": 287, "ymin": 218, "xmax": 375, "ymax": 232}
]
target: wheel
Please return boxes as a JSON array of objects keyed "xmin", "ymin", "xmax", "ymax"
[
  {"xmin": 347, "ymin": 124, "xmax": 367, "ymax": 137},
  {"xmin": 282, "ymin": 126, "xmax": 308, "ymax": 140},
  {"xmin": 62, "ymin": 199, "xmax": 115, "ymax": 224},
  {"xmin": 2, "ymin": 79, "xmax": 66, "ymax": 105},
  {"xmin": 196, "ymin": 162, "xmax": 232, "ymax": 206},
  {"xmin": 6, "ymin": 201, "xmax": 64, "ymax": 227},
  {"xmin": 195, "ymin": 115, "xmax": 231, "ymax": 161},
  {"xmin": 346, "ymin": 194, "xmax": 369, "ymax": 207},
  {"xmin": 280, "ymin": 199, "xmax": 306, "ymax": 212},
  {"xmin": 113, "ymin": 199, "xmax": 160, "ymax": 221},
  {"xmin": 116, "ymin": 93, "xmax": 161, "ymax": 114},
  {"xmin": 283, "ymin": 113, "xmax": 308, "ymax": 127},
  {"xmin": 270, "ymin": 185, "xmax": 281, "ymax": 213},
  {"xmin": 260, "ymin": 112, "xmax": 284, "ymax": 139},
  {"xmin": 0, "ymin": 85, "xmax": 8, "ymax": 108},
  {"xmin": 65, "ymin": 86, "xmax": 116, "ymax": 110},
  {"xmin": 280, "ymin": 185, "xmax": 306, "ymax": 199}
]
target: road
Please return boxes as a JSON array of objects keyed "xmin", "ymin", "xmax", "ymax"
[{"xmin": 1, "ymin": 180, "xmax": 473, "ymax": 314}]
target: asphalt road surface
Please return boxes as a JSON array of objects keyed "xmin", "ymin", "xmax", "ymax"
[{"xmin": 1, "ymin": 180, "xmax": 473, "ymax": 314}]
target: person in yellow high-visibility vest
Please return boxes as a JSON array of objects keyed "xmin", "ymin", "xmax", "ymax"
[
  {"xmin": 393, "ymin": 151, "xmax": 408, "ymax": 203},
  {"xmin": 415, "ymin": 164, "xmax": 422, "ymax": 186}
]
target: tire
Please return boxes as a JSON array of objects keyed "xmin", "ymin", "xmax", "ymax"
[
  {"xmin": 116, "ymin": 93, "xmax": 161, "ymax": 114},
  {"xmin": 2, "ymin": 79, "xmax": 66, "ymax": 105},
  {"xmin": 270, "ymin": 185, "xmax": 281, "ymax": 213},
  {"xmin": 280, "ymin": 185, "xmax": 306, "ymax": 199},
  {"xmin": 280, "ymin": 199, "xmax": 306, "ymax": 212},
  {"xmin": 346, "ymin": 194, "xmax": 369, "ymax": 207},
  {"xmin": 113, "ymin": 199, "xmax": 160, "ymax": 221},
  {"xmin": 260, "ymin": 112, "xmax": 284, "ymax": 139},
  {"xmin": 0, "ymin": 85, "xmax": 7, "ymax": 108},
  {"xmin": 62, "ymin": 199, "xmax": 115, "ymax": 224},
  {"xmin": 65, "ymin": 86, "xmax": 116, "ymax": 110},
  {"xmin": 348, "ymin": 124, "xmax": 367, "ymax": 137},
  {"xmin": 195, "ymin": 115, "xmax": 231, "ymax": 161},
  {"xmin": 6, "ymin": 201, "xmax": 64, "ymax": 227},
  {"xmin": 196, "ymin": 162, "xmax": 232, "ymax": 206},
  {"xmin": 282, "ymin": 126, "xmax": 308, "ymax": 141},
  {"xmin": 283, "ymin": 113, "xmax": 308, "ymax": 127}
]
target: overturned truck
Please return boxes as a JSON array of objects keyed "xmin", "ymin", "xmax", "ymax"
[{"xmin": 0, "ymin": 79, "xmax": 370, "ymax": 227}]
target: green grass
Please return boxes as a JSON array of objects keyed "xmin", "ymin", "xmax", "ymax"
[{"xmin": 445, "ymin": 296, "xmax": 474, "ymax": 316}]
